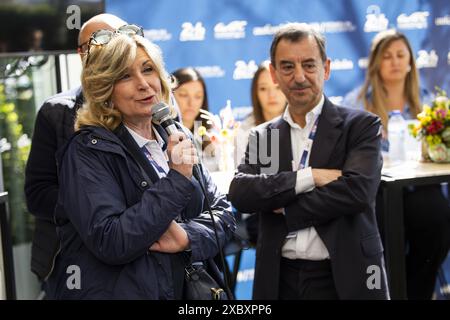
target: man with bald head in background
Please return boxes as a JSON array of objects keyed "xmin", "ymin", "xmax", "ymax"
[
  {"xmin": 25, "ymin": 13, "xmax": 127, "ymax": 297},
  {"xmin": 76, "ymin": 13, "xmax": 127, "ymax": 56}
]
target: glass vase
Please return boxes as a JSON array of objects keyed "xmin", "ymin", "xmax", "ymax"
[
  {"xmin": 426, "ymin": 142, "xmax": 450, "ymax": 163},
  {"xmin": 218, "ymin": 141, "xmax": 235, "ymax": 172}
]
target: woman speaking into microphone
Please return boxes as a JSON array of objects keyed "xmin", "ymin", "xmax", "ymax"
[{"xmin": 46, "ymin": 26, "xmax": 236, "ymax": 299}]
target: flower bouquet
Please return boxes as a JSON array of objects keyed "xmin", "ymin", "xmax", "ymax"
[
  {"xmin": 409, "ymin": 88, "xmax": 450, "ymax": 162},
  {"xmin": 197, "ymin": 100, "xmax": 240, "ymax": 171}
]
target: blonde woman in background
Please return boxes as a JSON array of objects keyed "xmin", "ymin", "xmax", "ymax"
[{"xmin": 343, "ymin": 29, "xmax": 450, "ymax": 300}]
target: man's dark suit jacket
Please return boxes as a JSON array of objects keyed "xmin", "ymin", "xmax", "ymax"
[
  {"xmin": 25, "ymin": 87, "xmax": 83, "ymax": 281},
  {"xmin": 228, "ymin": 97, "xmax": 389, "ymax": 300}
]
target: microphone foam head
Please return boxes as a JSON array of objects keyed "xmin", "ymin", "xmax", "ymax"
[{"xmin": 151, "ymin": 102, "xmax": 171, "ymax": 124}]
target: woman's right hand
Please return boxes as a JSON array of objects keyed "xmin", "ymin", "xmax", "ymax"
[
  {"xmin": 167, "ymin": 132, "xmax": 198, "ymax": 178},
  {"xmin": 149, "ymin": 221, "xmax": 190, "ymax": 253}
]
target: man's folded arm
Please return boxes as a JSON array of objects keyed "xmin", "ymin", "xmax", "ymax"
[
  {"xmin": 229, "ymin": 169, "xmax": 298, "ymax": 212},
  {"xmin": 283, "ymin": 116, "xmax": 382, "ymax": 231}
]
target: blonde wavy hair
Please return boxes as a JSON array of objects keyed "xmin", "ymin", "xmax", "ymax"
[
  {"xmin": 75, "ymin": 34, "xmax": 176, "ymax": 131},
  {"xmin": 358, "ymin": 29, "xmax": 421, "ymax": 129}
]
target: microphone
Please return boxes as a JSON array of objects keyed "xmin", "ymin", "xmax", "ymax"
[
  {"xmin": 151, "ymin": 102, "xmax": 202, "ymax": 181},
  {"xmin": 151, "ymin": 102, "xmax": 179, "ymax": 135}
]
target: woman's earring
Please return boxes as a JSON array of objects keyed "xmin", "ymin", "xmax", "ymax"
[{"xmin": 104, "ymin": 101, "xmax": 114, "ymax": 108}]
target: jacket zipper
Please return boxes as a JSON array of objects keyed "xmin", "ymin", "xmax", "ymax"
[{"xmin": 44, "ymin": 242, "xmax": 62, "ymax": 281}]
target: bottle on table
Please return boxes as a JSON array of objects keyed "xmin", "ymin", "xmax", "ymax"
[{"xmin": 387, "ymin": 110, "xmax": 406, "ymax": 162}]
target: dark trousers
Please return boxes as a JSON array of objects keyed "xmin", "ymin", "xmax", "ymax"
[
  {"xmin": 403, "ymin": 185, "xmax": 450, "ymax": 300},
  {"xmin": 278, "ymin": 257, "xmax": 338, "ymax": 300}
]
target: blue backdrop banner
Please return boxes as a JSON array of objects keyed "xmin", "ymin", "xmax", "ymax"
[
  {"xmin": 105, "ymin": 0, "xmax": 450, "ymax": 300},
  {"xmin": 105, "ymin": 0, "xmax": 449, "ymax": 117}
]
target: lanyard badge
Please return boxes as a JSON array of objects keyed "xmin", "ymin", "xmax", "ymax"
[{"xmin": 298, "ymin": 117, "xmax": 320, "ymax": 170}]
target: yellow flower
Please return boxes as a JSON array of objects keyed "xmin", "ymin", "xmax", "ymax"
[
  {"xmin": 426, "ymin": 134, "xmax": 442, "ymax": 146},
  {"xmin": 0, "ymin": 102, "xmax": 15, "ymax": 113},
  {"xmin": 6, "ymin": 111, "xmax": 18, "ymax": 122},
  {"xmin": 417, "ymin": 110, "xmax": 428, "ymax": 122},
  {"xmin": 220, "ymin": 129, "xmax": 229, "ymax": 138},
  {"xmin": 197, "ymin": 126, "xmax": 207, "ymax": 136},
  {"xmin": 434, "ymin": 96, "xmax": 448, "ymax": 109},
  {"xmin": 423, "ymin": 116, "xmax": 432, "ymax": 125},
  {"xmin": 411, "ymin": 124, "xmax": 421, "ymax": 137},
  {"xmin": 415, "ymin": 88, "xmax": 450, "ymax": 153}
]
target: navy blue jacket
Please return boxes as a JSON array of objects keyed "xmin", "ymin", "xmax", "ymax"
[
  {"xmin": 46, "ymin": 123, "xmax": 235, "ymax": 299},
  {"xmin": 24, "ymin": 88, "xmax": 183, "ymax": 282}
]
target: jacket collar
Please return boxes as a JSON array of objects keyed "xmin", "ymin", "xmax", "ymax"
[
  {"xmin": 282, "ymin": 94, "xmax": 324, "ymax": 129},
  {"xmin": 113, "ymin": 124, "xmax": 161, "ymax": 184},
  {"xmin": 309, "ymin": 96, "xmax": 343, "ymax": 168},
  {"xmin": 270, "ymin": 96, "xmax": 343, "ymax": 171},
  {"xmin": 124, "ymin": 125, "xmax": 166, "ymax": 150}
]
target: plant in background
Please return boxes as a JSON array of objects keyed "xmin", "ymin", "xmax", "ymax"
[
  {"xmin": 409, "ymin": 88, "xmax": 450, "ymax": 162},
  {"xmin": 197, "ymin": 100, "xmax": 240, "ymax": 171},
  {"xmin": 0, "ymin": 84, "xmax": 33, "ymax": 243}
]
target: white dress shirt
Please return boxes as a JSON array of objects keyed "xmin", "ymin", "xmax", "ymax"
[
  {"xmin": 281, "ymin": 95, "xmax": 330, "ymax": 261},
  {"xmin": 125, "ymin": 126, "xmax": 170, "ymax": 178}
]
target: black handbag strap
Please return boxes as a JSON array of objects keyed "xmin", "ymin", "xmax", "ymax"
[
  {"xmin": 113, "ymin": 124, "xmax": 186, "ymax": 298},
  {"xmin": 114, "ymin": 123, "xmax": 233, "ymax": 299},
  {"xmin": 193, "ymin": 165, "xmax": 234, "ymax": 300}
]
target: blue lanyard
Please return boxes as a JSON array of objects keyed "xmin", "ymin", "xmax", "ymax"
[
  {"xmin": 298, "ymin": 116, "xmax": 320, "ymax": 170},
  {"xmin": 141, "ymin": 146, "xmax": 167, "ymax": 176}
]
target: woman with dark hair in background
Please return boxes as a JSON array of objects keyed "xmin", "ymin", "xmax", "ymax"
[
  {"xmin": 239, "ymin": 60, "xmax": 287, "ymax": 145},
  {"xmin": 172, "ymin": 67, "xmax": 210, "ymax": 131},
  {"xmin": 343, "ymin": 29, "xmax": 450, "ymax": 300},
  {"xmin": 172, "ymin": 67, "xmax": 217, "ymax": 170}
]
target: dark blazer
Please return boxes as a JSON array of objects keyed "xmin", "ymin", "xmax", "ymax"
[
  {"xmin": 25, "ymin": 87, "xmax": 83, "ymax": 280},
  {"xmin": 228, "ymin": 97, "xmax": 389, "ymax": 300}
]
